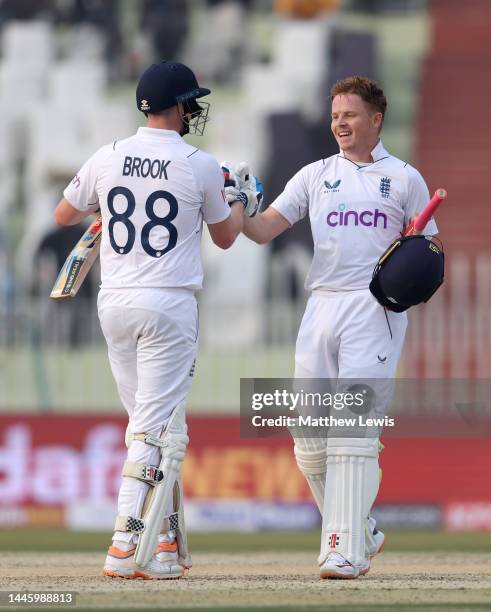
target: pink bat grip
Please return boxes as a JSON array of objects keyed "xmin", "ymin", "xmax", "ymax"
[{"xmin": 404, "ymin": 188, "xmax": 447, "ymax": 236}]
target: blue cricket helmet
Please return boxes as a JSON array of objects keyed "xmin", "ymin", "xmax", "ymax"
[
  {"xmin": 369, "ymin": 235, "xmax": 445, "ymax": 312},
  {"xmin": 136, "ymin": 61, "xmax": 211, "ymax": 135}
]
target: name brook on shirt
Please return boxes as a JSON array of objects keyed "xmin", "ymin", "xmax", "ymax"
[{"xmin": 123, "ymin": 156, "xmax": 171, "ymax": 180}]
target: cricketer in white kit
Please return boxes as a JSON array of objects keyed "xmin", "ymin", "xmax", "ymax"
[
  {"xmin": 53, "ymin": 62, "xmax": 259, "ymax": 580},
  {"xmin": 240, "ymin": 76, "xmax": 437, "ymax": 579}
]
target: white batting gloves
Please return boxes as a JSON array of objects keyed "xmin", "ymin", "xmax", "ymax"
[
  {"xmin": 220, "ymin": 160, "xmax": 242, "ymax": 207},
  {"xmin": 220, "ymin": 160, "xmax": 264, "ymax": 218}
]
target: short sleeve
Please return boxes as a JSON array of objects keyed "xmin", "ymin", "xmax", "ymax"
[
  {"xmin": 270, "ymin": 167, "xmax": 309, "ymax": 226},
  {"xmin": 404, "ymin": 165, "xmax": 438, "ymax": 235},
  {"xmin": 63, "ymin": 147, "xmax": 107, "ymax": 211},
  {"xmin": 189, "ymin": 152, "xmax": 230, "ymax": 225}
]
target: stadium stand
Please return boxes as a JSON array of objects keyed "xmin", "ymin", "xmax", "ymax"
[
  {"xmin": 416, "ymin": 0, "xmax": 491, "ymax": 252},
  {"xmin": 411, "ymin": 0, "xmax": 491, "ymax": 378}
]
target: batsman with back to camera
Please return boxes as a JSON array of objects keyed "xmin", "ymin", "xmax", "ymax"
[
  {"xmin": 240, "ymin": 76, "xmax": 438, "ymax": 579},
  {"xmin": 53, "ymin": 61, "xmax": 261, "ymax": 580}
]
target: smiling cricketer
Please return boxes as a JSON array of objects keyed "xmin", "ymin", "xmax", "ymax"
[{"xmin": 240, "ymin": 75, "xmax": 438, "ymax": 579}]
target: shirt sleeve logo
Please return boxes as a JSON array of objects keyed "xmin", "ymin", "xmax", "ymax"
[
  {"xmin": 379, "ymin": 177, "xmax": 391, "ymax": 198},
  {"xmin": 324, "ymin": 179, "xmax": 341, "ymax": 192},
  {"xmin": 72, "ymin": 174, "xmax": 81, "ymax": 189}
]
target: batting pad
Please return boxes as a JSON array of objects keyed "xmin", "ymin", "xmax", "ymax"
[
  {"xmin": 293, "ymin": 440, "xmax": 327, "ymax": 511},
  {"xmin": 320, "ymin": 437, "xmax": 379, "ymax": 567},
  {"xmin": 134, "ymin": 401, "xmax": 189, "ymax": 569}
]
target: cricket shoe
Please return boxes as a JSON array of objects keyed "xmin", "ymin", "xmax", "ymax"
[
  {"xmin": 360, "ymin": 521, "xmax": 385, "ymax": 576},
  {"xmin": 103, "ymin": 545, "xmax": 138, "ymax": 579},
  {"xmin": 103, "ymin": 541, "xmax": 183, "ymax": 580},
  {"xmin": 319, "ymin": 552, "xmax": 369, "ymax": 580},
  {"xmin": 366, "ymin": 516, "xmax": 385, "ymax": 559},
  {"xmin": 134, "ymin": 541, "xmax": 184, "ymax": 580}
]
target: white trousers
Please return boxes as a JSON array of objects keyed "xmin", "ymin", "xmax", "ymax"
[
  {"xmin": 295, "ymin": 289, "xmax": 407, "ymax": 380},
  {"xmin": 292, "ymin": 289, "xmax": 407, "ymax": 564},
  {"xmin": 98, "ymin": 288, "xmax": 198, "ymax": 542}
]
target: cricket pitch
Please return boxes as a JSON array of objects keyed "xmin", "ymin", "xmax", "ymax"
[{"xmin": 1, "ymin": 551, "xmax": 491, "ymax": 610}]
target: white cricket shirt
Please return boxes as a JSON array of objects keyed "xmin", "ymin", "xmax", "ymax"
[
  {"xmin": 271, "ymin": 140, "xmax": 438, "ymax": 292},
  {"xmin": 64, "ymin": 127, "xmax": 230, "ymax": 290}
]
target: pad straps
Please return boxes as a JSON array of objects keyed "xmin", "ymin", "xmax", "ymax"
[
  {"xmin": 122, "ymin": 460, "xmax": 164, "ymax": 484},
  {"xmin": 115, "ymin": 512, "xmax": 179, "ymax": 535}
]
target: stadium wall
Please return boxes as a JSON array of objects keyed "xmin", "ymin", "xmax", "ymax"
[{"xmin": 0, "ymin": 414, "xmax": 490, "ymax": 532}]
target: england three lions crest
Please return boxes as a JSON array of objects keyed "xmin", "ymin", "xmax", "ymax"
[{"xmin": 379, "ymin": 177, "xmax": 391, "ymax": 198}]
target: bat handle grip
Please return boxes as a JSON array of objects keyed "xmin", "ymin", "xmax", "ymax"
[{"xmin": 409, "ymin": 188, "xmax": 447, "ymax": 234}]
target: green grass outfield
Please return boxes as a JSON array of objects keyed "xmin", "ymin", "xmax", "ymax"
[{"xmin": 1, "ymin": 528, "xmax": 491, "ymax": 553}]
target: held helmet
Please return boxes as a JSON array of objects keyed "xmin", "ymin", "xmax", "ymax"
[
  {"xmin": 136, "ymin": 61, "xmax": 211, "ymax": 135},
  {"xmin": 369, "ymin": 235, "xmax": 445, "ymax": 312}
]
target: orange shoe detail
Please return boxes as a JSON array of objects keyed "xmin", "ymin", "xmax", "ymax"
[
  {"xmin": 107, "ymin": 546, "xmax": 136, "ymax": 559},
  {"xmin": 156, "ymin": 541, "xmax": 178, "ymax": 553},
  {"xmin": 103, "ymin": 568, "xmax": 136, "ymax": 579}
]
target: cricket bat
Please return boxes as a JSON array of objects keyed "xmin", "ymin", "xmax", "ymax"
[
  {"xmin": 403, "ymin": 188, "xmax": 447, "ymax": 236},
  {"xmin": 50, "ymin": 215, "xmax": 102, "ymax": 299}
]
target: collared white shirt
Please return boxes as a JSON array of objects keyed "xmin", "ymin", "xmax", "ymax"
[
  {"xmin": 271, "ymin": 140, "xmax": 438, "ymax": 291},
  {"xmin": 64, "ymin": 127, "xmax": 230, "ymax": 291}
]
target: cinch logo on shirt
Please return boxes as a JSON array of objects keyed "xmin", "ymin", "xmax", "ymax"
[{"xmin": 326, "ymin": 203, "xmax": 387, "ymax": 229}]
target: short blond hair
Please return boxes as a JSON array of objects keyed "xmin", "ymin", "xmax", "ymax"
[{"xmin": 330, "ymin": 76, "xmax": 387, "ymax": 119}]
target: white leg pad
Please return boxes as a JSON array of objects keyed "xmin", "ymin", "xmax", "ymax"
[
  {"xmin": 293, "ymin": 439, "xmax": 327, "ymax": 512},
  {"xmin": 134, "ymin": 401, "xmax": 188, "ymax": 568},
  {"xmin": 170, "ymin": 476, "xmax": 192, "ymax": 569},
  {"xmin": 320, "ymin": 437, "xmax": 379, "ymax": 567},
  {"xmin": 113, "ymin": 438, "xmax": 160, "ymax": 545}
]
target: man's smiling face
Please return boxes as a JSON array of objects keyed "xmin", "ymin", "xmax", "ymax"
[{"xmin": 331, "ymin": 93, "xmax": 383, "ymax": 162}]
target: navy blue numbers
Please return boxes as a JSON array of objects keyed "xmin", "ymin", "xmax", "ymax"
[
  {"xmin": 107, "ymin": 187, "xmax": 178, "ymax": 257},
  {"xmin": 107, "ymin": 187, "xmax": 136, "ymax": 254},
  {"xmin": 142, "ymin": 191, "xmax": 178, "ymax": 258}
]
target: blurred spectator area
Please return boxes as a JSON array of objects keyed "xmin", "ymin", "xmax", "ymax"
[
  {"xmin": 412, "ymin": 0, "xmax": 491, "ymax": 382},
  {"xmin": 140, "ymin": 0, "xmax": 189, "ymax": 63},
  {"xmin": 415, "ymin": 0, "xmax": 491, "ymax": 253},
  {"xmin": 274, "ymin": 0, "xmax": 340, "ymax": 18},
  {"xmin": 0, "ymin": 20, "xmax": 134, "ymax": 288}
]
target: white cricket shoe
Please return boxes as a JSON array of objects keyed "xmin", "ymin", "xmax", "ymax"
[
  {"xmin": 134, "ymin": 540, "xmax": 184, "ymax": 580},
  {"xmin": 366, "ymin": 516, "xmax": 385, "ymax": 558},
  {"xmin": 103, "ymin": 545, "xmax": 138, "ymax": 579},
  {"xmin": 370, "ymin": 526, "xmax": 385, "ymax": 557},
  {"xmin": 318, "ymin": 519, "xmax": 385, "ymax": 580},
  {"xmin": 360, "ymin": 520, "xmax": 385, "ymax": 576},
  {"xmin": 103, "ymin": 541, "xmax": 183, "ymax": 580},
  {"xmin": 320, "ymin": 552, "xmax": 365, "ymax": 580}
]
